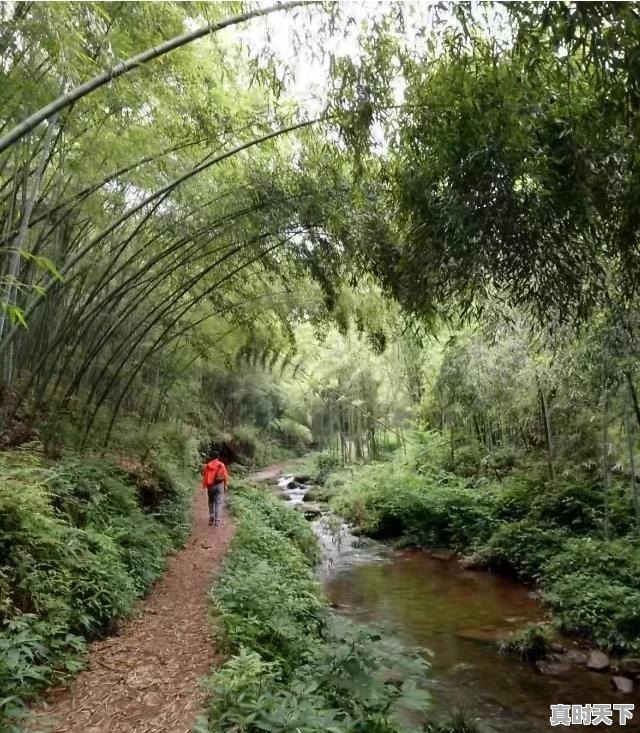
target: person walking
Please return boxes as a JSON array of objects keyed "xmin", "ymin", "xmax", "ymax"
[{"xmin": 201, "ymin": 450, "xmax": 228, "ymax": 526}]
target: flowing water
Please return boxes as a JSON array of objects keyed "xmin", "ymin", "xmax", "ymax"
[{"xmin": 278, "ymin": 476, "xmax": 640, "ymax": 732}]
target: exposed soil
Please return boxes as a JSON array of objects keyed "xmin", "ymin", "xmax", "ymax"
[
  {"xmin": 30, "ymin": 488, "xmax": 234, "ymax": 733},
  {"xmin": 248, "ymin": 462, "xmax": 289, "ymax": 482}
]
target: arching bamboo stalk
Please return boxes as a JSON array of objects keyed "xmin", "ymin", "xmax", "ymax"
[
  {"xmin": 81, "ymin": 236, "xmax": 290, "ymax": 442},
  {"xmin": 0, "ymin": 117, "xmax": 321, "ymax": 358},
  {"xmin": 0, "ymin": 1, "xmax": 307, "ymax": 155}
]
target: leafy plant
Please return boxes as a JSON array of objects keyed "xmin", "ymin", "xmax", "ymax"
[
  {"xmin": 0, "ymin": 451, "xmax": 190, "ymax": 730},
  {"xmin": 206, "ymin": 483, "xmax": 431, "ymax": 733},
  {"xmin": 498, "ymin": 623, "xmax": 553, "ymax": 662}
]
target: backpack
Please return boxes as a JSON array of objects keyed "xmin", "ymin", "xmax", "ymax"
[{"xmin": 204, "ymin": 459, "xmax": 225, "ymax": 487}]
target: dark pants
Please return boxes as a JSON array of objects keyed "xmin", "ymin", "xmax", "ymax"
[{"xmin": 207, "ymin": 482, "xmax": 224, "ymax": 521}]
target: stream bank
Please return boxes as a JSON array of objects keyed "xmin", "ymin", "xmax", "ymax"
[{"xmin": 276, "ymin": 473, "xmax": 640, "ymax": 732}]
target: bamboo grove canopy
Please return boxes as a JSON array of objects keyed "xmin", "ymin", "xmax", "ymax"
[{"xmin": 1, "ymin": 1, "xmax": 640, "ymax": 444}]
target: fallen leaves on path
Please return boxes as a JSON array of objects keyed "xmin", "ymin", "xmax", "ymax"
[{"xmin": 30, "ymin": 489, "xmax": 234, "ymax": 733}]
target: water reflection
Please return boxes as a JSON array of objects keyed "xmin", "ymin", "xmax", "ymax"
[
  {"xmin": 275, "ymin": 476, "xmax": 640, "ymax": 731},
  {"xmin": 326, "ymin": 550, "xmax": 640, "ymax": 732}
]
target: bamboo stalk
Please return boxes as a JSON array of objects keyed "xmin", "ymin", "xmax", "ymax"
[{"xmin": 0, "ymin": 2, "xmax": 307, "ymax": 155}]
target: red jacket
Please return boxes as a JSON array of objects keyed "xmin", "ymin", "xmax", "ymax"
[{"xmin": 201, "ymin": 459, "xmax": 228, "ymax": 490}]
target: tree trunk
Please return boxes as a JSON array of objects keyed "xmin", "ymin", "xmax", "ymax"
[
  {"xmin": 538, "ymin": 383, "xmax": 555, "ymax": 480},
  {"xmin": 625, "ymin": 371, "xmax": 640, "ymax": 432},
  {"xmin": 624, "ymin": 389, "xmax": 640, "ymax": 534},
  {"xmin": 0, "ymin": 117, "xmax": 58, "ymax": 348},
  {"xmin": 450, "ymin": 422, "xmax": 455, "ymax": 464},
  {"xmin": 602, "ymin": 389, "xmax": 611, "ymax": 542}
]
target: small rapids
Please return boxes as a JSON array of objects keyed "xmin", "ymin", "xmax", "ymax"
[
  {"xmin": 276, "ymin": 475, "xmax": 307, "ymax": 504},
  {"xmin": 277, "ymin": 475, "xmax": 387, "ymax": 577}
]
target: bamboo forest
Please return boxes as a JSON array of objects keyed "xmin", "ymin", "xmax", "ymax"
[{"xmin": 2, "ymin": 2, "xmax": 640, "ymax": 732}]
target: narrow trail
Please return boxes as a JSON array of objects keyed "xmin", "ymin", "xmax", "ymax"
[
  {"xmin": 31, "ymin": 488, "xmax": 234, "ymax": 733},
  {"xmin": 248, "ymin": 461, "xmax": 290, "ymax": 482}
]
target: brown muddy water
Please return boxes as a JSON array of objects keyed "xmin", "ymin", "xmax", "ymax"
[{"xmin": 325, "ymin": 548, "xmax": 640, "ymax": 732}]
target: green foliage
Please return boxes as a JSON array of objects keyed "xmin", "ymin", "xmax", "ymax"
[
  {"xmin": 213, "ymin": 525, "xmax": 325, "ymax": 667},
  {"xmin": 425, "ymin": 710, "xmax": 485, "ymax": 733},
  {"xmin": 542, "ymin": 538, "xmax": 640, "ymax": 652},
  {"xmin": 466, "ymin": 520, "xmax": 568, "ymax": 582},
  {"xmin": 206, "ymin": 483, "xmax": 430, "ymax": 733},
  {"xmin": 229, "ymin": 425, "xmax": 274, "ymax": 465},
  {"xmin": 336, "ymin": 432, "xmax": 640, "ymax": 653},
  {"xmin": 0, "ymin": 451, "xmax": 190, "ymax": 728},
  {"xmin": 315, "ymin": 452, "xmax": 340, "ymax": 482},
  {"xmin": 498, "ymin": 623, "xmax": 553, "ymax": 662},
  {"xmin": 332, "ymin": 462, "xmax": 494, "ymax": 552},
  {"xmin": 270, "ymin": 417, "xmax": 313, "ymax": 455},
  {"xmin": 0, "ymin": 614, "xmax": 85, "ymax": 728}
]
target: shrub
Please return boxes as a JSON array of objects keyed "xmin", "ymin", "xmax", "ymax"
[
  {"xmin": 443, "ymin": 445, "xmax": 480, "ymax": 477},
  {"xmin": 485, "ymin": 446, "xmax": 522, "ymax": 473},
  {"xmin": 213, "ymin": 488, "xmax": 325, "ymax": 667},
  {"xmin": 543, "ymin": 537, "xmax": 640, "ymax": 588},
  {"xmin": 544, "ymin": 574, "xmax": 640, "ymax": 653},
  {"xmin": 315, "ymin": 452, "xmax": 339, "ymax": 482},
  {"xmin": 332, "ymin": 465, "xmax": 494, "ymax": 551},
  {"xmin": 425, "ymin": 710, "xmax": 484, "ymax": 733},
  {"xmin": 498, "ymin": 623, "xmax": 553, "ymax": 661},
  {"xmin": 541, "ymin": 538, "xmax": 640, "ymax": 652},
  {"xmin": 230, "ymin": 425, "xmax": 264, "ymax": 462},
  {"xmin": 0, "ymin": 451, "xmax": 190, "ymax": 729},
  {"xmin": 270, "ymin": 417, "xmax": 313, "ymax": 455},
  {"xmin": 206, "ymin": 483, "xmax": 431, "ymax": 733},
  {"xmin": 465, "ymin": 520, "xmax": 567, "ymax": 581}
]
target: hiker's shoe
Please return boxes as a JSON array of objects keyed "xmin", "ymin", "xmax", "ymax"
[{"xmin": 208, "ymin": 517, "xmax": 214, "ymax": 526}]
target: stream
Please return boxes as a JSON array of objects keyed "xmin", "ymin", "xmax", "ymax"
[{"xmin": 277, "ymin": 475, "xmax": 640, "ymax": 732}]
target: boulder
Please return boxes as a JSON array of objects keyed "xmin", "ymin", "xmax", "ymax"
[
  {"xmin": 551, "ymin": 643, "xmax": 567, "ymax": 654},
  {"xmin": 294, "ymin": 475, "xmax": 313, "ymax": 484},
  {"xmin": 587, "ymin": 651, "xmax": 610, "ymax": 672},
  {"xmin": 620, "ymin": 658, "xmax": 640, "ymax": 676},
  {"xmin": 303, "ymin": 485, "xmax": 335, "ymax": 503},
  {"xmin": 549, "ymin": 652, "xmax": 567, "ymax": 663},
  {"xmin": 535, "ymin": 659, "xmax": 572, "ymax": 677},
  {"xmin": 564, "ymin": 650, "xmax": 588, "ymax": 666},
  {"xmin": 611, "ymin": 676, "xmax": 634, "ymax": 694}
]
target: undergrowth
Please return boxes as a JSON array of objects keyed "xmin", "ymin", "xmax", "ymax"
[
  {"xmin": 202, "ymin": 484, "xmax": 432, "ymax": 733},
  {"xmin": 497, "ymin": 623, "xmax": 553, "ymax": 662},
  {"xmin": 332, "ymin": 432, "xmax": 640, "ymax": 655},
  {"xmin": 0, "ymin": 450, "xmax": 190, "ymax": 731}
]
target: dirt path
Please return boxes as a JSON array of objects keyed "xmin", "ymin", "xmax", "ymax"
[
  {"xmin": 248, "ymin": 462, "xmax": 289, "ymax": 482},
  {"xmin": 31, "ymin": 489, "xmax": 234, "ymax": 733}
]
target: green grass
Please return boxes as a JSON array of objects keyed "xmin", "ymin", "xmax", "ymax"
[
  {"xmin": 0, "ymin": 451, "xmax": 191, "ymax": 731},
  {"xmin": 498, "ymin": 623, "xmax": 553, "ymax": 662}
]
